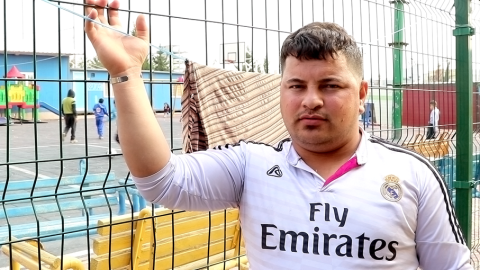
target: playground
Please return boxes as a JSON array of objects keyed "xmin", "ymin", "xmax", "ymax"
[
  {"xmin": 0, "ymin": 113, "xmax": 182, "ymax": 268},
  {"xmin": 0, "ymin": 66, "xmax": 62, "ymax": 125}
]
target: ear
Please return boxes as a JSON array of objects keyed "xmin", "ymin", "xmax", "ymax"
[{"xmin": 358, "ymin": 80, "xmax": 368, "ymax": 114}]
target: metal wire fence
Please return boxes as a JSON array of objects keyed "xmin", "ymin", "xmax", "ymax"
[{"xmin": 0, "ymin": 0, "xmax": 480, "ymax": 269}]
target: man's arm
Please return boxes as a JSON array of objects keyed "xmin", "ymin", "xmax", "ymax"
[
  {"xmin": 71, "ymin": 101, "xmax": 77, "ymax": 117},
  {"xmin": 416, "ymin": 165, "xmax": 472, "ymax": 269},
  {"xmin": 84, "ymin": 1, "xmax": 172, "ymax": 177},
  {"xmin": 133, "ymin": 142, "xmax": 246, "ymax": 211}
]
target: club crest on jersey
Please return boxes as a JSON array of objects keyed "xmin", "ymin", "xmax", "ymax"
[{"xmin": 380, "ymin": 174, "xmax": 403, "ymax": 202}]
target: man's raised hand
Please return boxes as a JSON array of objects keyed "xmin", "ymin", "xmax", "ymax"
[{"xmin": 84, "ymin": 0, "xmax": 149, "ymax": 77}]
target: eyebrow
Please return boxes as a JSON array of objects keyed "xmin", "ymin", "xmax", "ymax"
[
  {"xmin": 319, "ymin": 77, "xmax": 343, "ymax": 83},
  {"xmin": 285, "ymin": 78, "xmax": 306, "ymax": 84},
  {"xmin": 285, "ymin": 77, "xmax": 343, "ymax": 84}
]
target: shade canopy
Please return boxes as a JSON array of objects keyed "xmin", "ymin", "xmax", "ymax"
[{"xmin": 5, "ymin": 66, "xmax": 25, "ymax": 78}]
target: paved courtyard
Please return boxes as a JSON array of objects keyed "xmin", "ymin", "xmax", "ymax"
[{"xmin": 0, "ymin": 113, "xmax": 183, "ymax": 267}]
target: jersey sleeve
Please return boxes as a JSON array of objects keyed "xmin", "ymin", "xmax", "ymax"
[
  {"xmin": 132, "ymin": 142, "xmax": 247, "ymax": 211},
  {"xmin": 415, "ymin": 163, "xmax": 472, "ymax": 270}
]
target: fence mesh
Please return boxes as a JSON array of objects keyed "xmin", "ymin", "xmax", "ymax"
[{"xmin": 0, "ymin": 0, "xmax": 480, "ymax": 269}]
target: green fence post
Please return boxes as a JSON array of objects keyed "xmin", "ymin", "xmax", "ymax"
[
  {"xmin": 453, "ymin": 0, "xmax": 475, "ymax": 248},
  {"xmin": 390, "ymin": 0, "xmax": 408, "ymax": 140}
]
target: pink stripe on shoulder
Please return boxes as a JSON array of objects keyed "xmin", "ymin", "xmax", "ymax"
[{"xmin": 324, "ymin": 156, "xmax": 359, "ymax": 186}]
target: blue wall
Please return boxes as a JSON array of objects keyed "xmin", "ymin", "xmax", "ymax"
[
  {"xmin": 0, "ymin": 54, "xmax": 71, "ymax": 114},
  {"xmin": 70, "ymin": 69, "xmax": 183, "ymax": 113},
  {"xmin": 0, "ymin": 53, "xmax": 184, "ymax": 115}
]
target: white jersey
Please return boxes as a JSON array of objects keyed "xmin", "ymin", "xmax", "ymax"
[{"xmin": 133, "ymin": 130, "xmax": 471, "ymax": 270}]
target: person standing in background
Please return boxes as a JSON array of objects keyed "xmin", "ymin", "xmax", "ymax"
[
  {"xmin": 61, "ymin": 89, "xmax": 77, "ymax": 143},
  {"xmin": 163, "ymin": 102, "xmax": 171, "ymax": 118},
  {"xmin": 426, "ymin": 100, "xmax": 440, "ymax": 139},
  {"xmin": 93, "ymin": 98, "xmax": 109, "ymax": 139}
]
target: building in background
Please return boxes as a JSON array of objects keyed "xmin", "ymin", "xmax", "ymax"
[{"xmin": 0, "ymin": 51, "xmax": 183, "ymax": 120}]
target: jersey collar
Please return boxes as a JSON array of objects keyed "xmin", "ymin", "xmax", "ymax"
[{"xmin": 286, "ymin": 126, "xmax": 370, "ymax": 167}]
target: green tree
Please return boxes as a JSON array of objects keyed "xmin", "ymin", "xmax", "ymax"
[
  {"xmin": 131, "ymin": 23, "xmax": 152, "ymax": 71},
  {"xmin": 130, "ymin": 23, "xmax": 138, "ymax": 37},
  {"xmin": 77, "ymin": 59, "xmax": 84, "ymax": 69},
  {"xmin": 152, "ymin": 45, "xmax": 170, "ymax": 71},
  {"xmin": 142, "ymin": 57, "xmax": 151, "ymax": 70},
  {"xmin": 87, "ymin": 57, "xmax": 104, "ymax": 69},
  {"xmin": 263, "ymin": 57, "xmax": 270, "ymax": 74},
  {"xmin": 69, "ymin": 58, "xmax": 84, "ymax": 68},
  {"xmin": 241, "ymin": 46, "xmax": 261, "ymax": 72},
  {"xmin": 444, "ymin": 61, "xmax": 450, "ymax": 82}
]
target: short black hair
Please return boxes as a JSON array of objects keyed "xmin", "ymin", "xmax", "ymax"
[
  {"xmin": 280, "ymin": 22, "xmax": 363, "ymax": 78},
  {"xmin": 99, "ymin": 98, "xmax": 104, "ymax": 103}
]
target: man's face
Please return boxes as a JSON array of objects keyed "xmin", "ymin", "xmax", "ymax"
[
  {"xmin": 430, "ymin": 104, "xmax": 434, "ymax": 110},
  {"xmin": 280, "ymin": 55, "xmax": 368, "ymax": 152}
]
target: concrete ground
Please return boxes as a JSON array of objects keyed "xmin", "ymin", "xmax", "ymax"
[{"xmin": 0, "ymin": 112, "xmax": 182, "ymax": 268}]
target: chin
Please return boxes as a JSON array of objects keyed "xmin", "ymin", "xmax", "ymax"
[{"xmin": 295, "ymin": 133, "xmax": 331, "ymax": 146}]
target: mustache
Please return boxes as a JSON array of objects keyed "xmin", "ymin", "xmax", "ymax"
[{"xmin": 298, "ymin": 111, "xmax": 329, "ymax": 120}]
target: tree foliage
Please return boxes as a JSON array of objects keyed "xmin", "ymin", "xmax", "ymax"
[
  {"xmin": 130, "ymin": 24, "xmax": 160, "ymax": 70},
  {"xmin": 429, "ymin": 63, "xmax": 454, "ymax": 82},
  {"xmin": 69, "ymin": 58, "xmax": 84, "ymax": 69},
  {"xmin": 241, "ymin": 46, "xmax": 262, "ymax": 73},
  {"xmin": 263, "ymin": 57, "xmax": 270, "ymax": 74},
  {"xmin": 87, "ymin": 57, "xmax": 104, "ymax": 69},
  {"xmin": 152, "ymin": 46, "xmax": 170, "ymax": 71}
]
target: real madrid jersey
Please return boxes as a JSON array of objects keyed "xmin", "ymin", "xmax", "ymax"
[{"xmin": 133, "ymin": 130, "xmax": 472, "ymax": 270}]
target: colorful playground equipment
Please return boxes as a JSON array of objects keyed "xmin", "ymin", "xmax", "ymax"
[{"xmin": 0, "ymin": 66, "xmax": 40, "ymax": 122}]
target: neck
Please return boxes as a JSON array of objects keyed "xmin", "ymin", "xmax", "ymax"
[{"xmin": 293, "ymin": 129, "xmax": 362, "ymax": 179}]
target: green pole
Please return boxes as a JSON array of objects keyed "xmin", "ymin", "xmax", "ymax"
[
  {"xmin": 453, "ymin": 0, "xmax": 475, "ymax": 248},
  {"xmin": 391, "ymin": 0, "xmax": 407, "ymax": 140}
]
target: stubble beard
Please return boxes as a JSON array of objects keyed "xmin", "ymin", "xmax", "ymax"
[
  {"xmin": 293, "ymin": 125, "xmax": 336, "ymax": 151},
  {"xmin": 292, "ymin": 121, "xmax": 357, "ymax": 153}
]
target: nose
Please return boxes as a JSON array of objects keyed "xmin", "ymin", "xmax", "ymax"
[{"xmin": 301, "ymin": 86, "xmax": 323, "ymax": 110}]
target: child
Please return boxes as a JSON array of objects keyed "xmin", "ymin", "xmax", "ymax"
[
  {"xmin": 61, "ymin": 89, "xmax": 77, "ymax": 143},
  {"xmin": 426, "ymin": 100, "xmax": 440, "ymax": 139},
  {"xmin": 163, "ymin": 103, "xmax": 171, "ymax": 118},
  {"xmin": 93, "ymin": 98, "xmax": 109, "ymax": 139}
]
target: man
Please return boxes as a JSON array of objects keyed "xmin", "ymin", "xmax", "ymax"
[
  {"xmin": 426, "ymin": 100, "xmax": 440, "ymax": 139},
  {"xmin": 85, "ymin": 1, "xmax": 471, "ymax": 269},
  {"xmin": 61, "ymin": 89, "xmax": 77, "ymax": 143},
  {"xmin": 93, "ymin": 98, "xmax": 109, "ymax": 139}
]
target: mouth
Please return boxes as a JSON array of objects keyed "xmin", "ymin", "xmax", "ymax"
[{"xmin": 298, "ymin": 114, "xmax": 327, "ymax": 125}]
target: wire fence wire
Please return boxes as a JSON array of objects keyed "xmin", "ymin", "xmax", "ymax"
[{"xmin": 0, "ymin": 0, "xmax": 480, "ymax": 269}]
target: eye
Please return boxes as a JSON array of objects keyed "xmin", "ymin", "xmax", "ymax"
[
  {"xmin": 289, "ymin": 85, "xmax": 302, "ymax": 89},
  {"xmin": 326, "ymin": 84, "xmax": 339, "ymax": 88}
]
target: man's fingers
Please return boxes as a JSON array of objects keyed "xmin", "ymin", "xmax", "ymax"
[
  {"xmin": 85, "ymin": 9, "xmax": 98, "ymax": 40},
  {"xmin": 95, "ymin": 0, "xmax": 109, "ymax": 24},
  {"xmin": 84, "ymin": 0, "xmax": 96, "ymax": 17},
  {"xmin": 135, "ymin": 15, "xmax": 150, "ymax": 43},
  {"xmin": 107, "ymin": 0, "xmax": 122, "ymax": 28}
]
